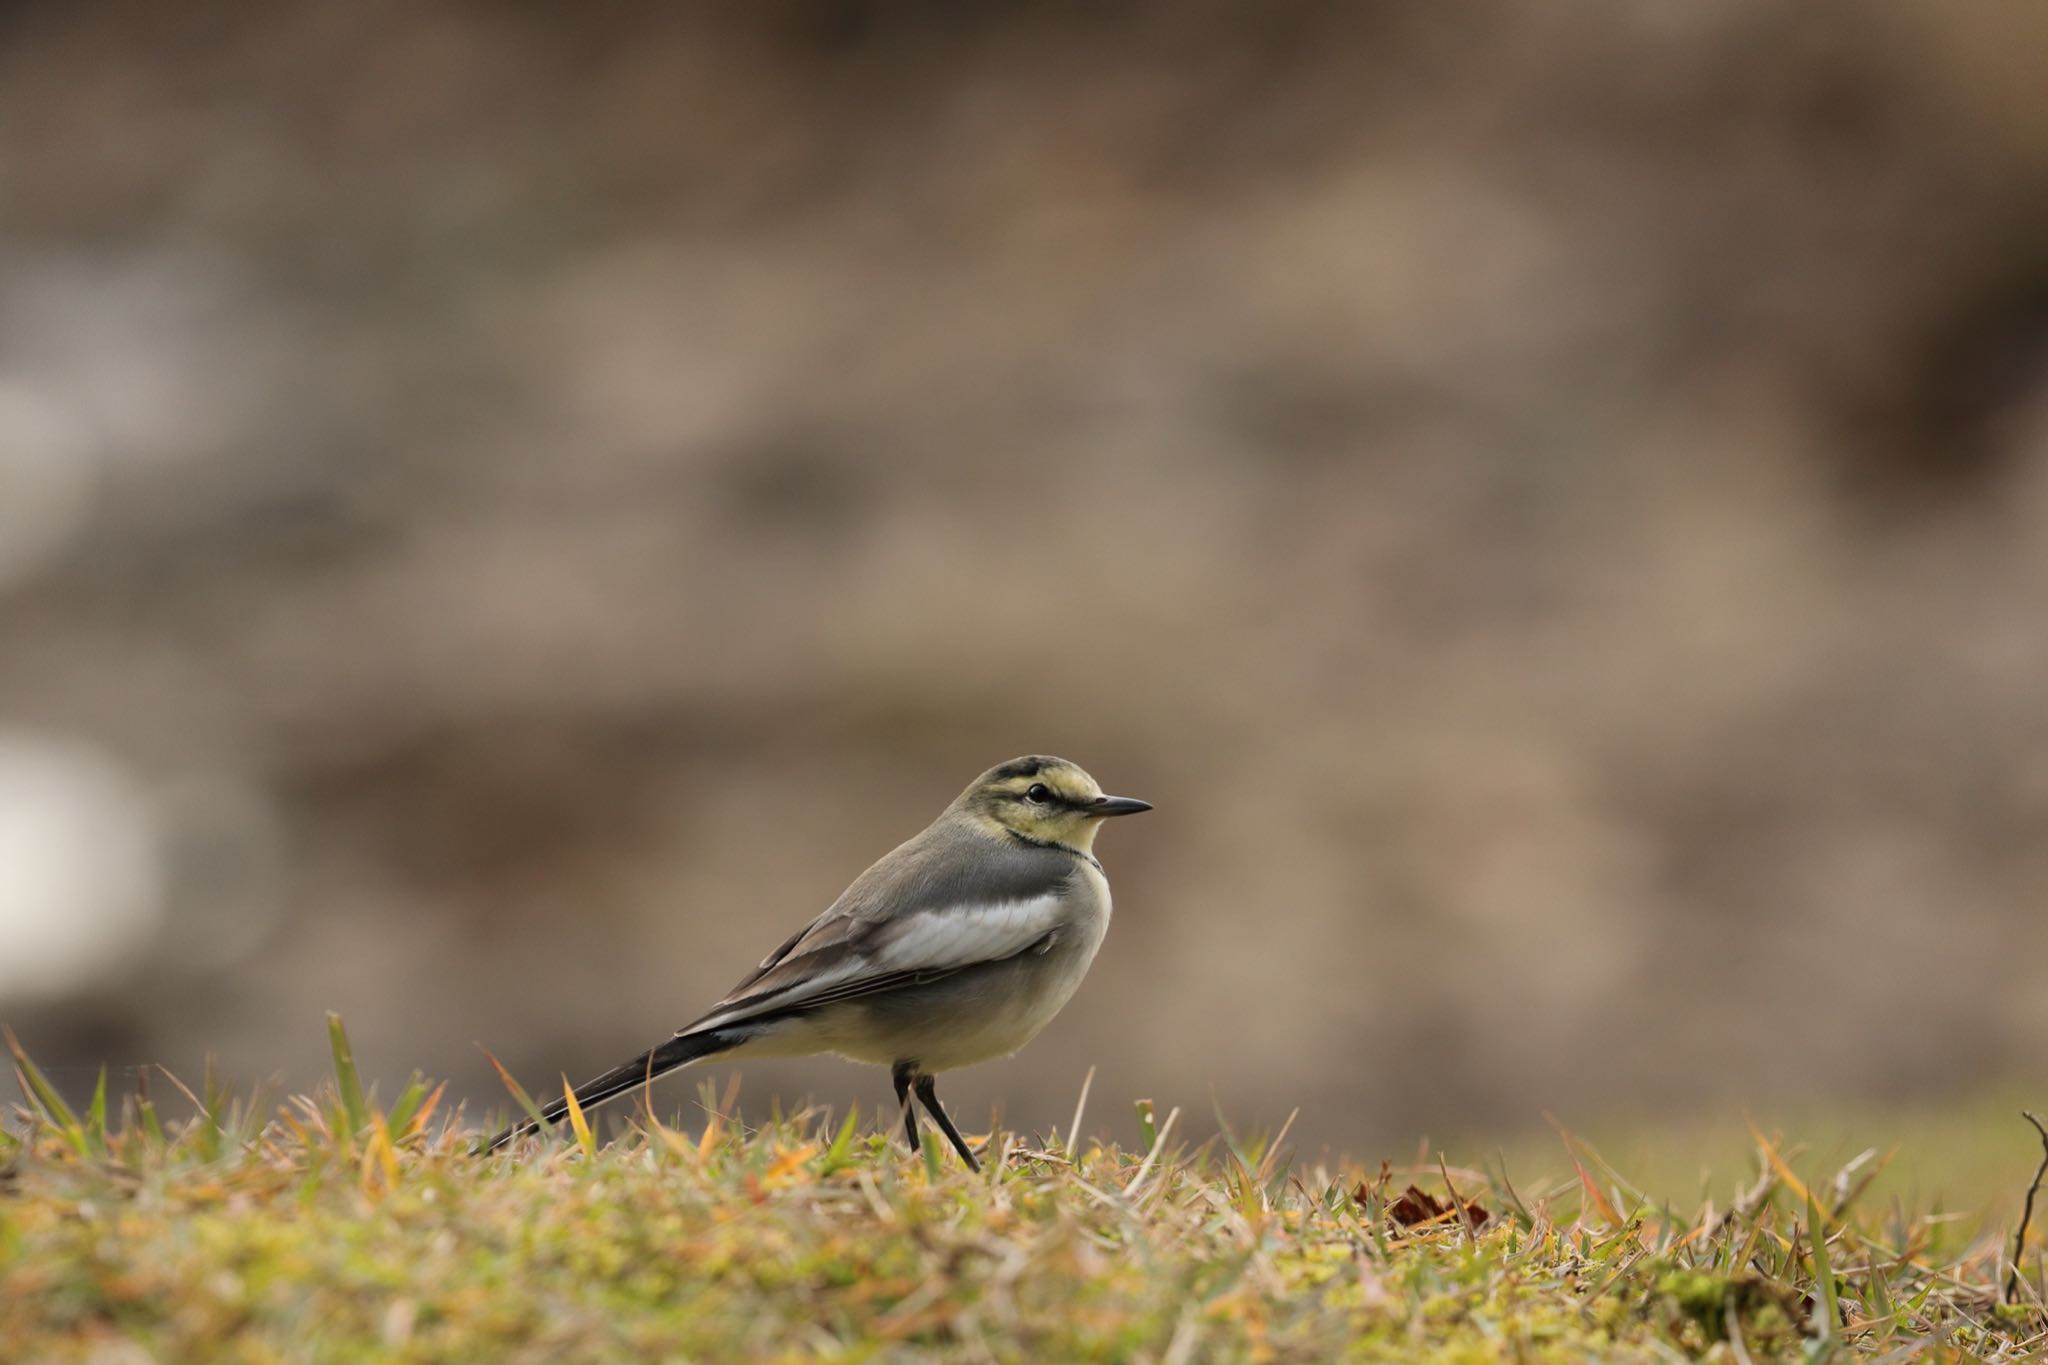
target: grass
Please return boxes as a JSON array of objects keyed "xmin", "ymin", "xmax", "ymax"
[
  {"xmin": 2, "ymin": 1019, "xmax": 2043, "ymax": 1362},
  {"xmin": 1476, "ymin": 1090, "xmax": 2048, "ymax": 1238}
]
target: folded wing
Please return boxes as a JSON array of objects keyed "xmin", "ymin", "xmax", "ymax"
[{"xmin": 682, "ymin": 892, "xmax": 1069, "ymax": 1034}]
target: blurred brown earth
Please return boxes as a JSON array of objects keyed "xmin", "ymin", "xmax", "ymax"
[{"xmin": 3, "ymin": 2, "xmax": 2047, "ymax": 1152}]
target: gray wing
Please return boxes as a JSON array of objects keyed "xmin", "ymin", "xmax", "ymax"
[{"xmin": 676, "ymin": 822, "xmax": 1078, "ymax": 1035}]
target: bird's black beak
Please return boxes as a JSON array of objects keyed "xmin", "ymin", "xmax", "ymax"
[{"xmin": 1089, "ymin": 794, "xmax": 1153, "ymax": 817}]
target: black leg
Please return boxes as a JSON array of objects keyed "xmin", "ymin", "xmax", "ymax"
[
  {"xmin": 914, "ymin": 1074, "xmax": 981, "ymax": 1172},
  {"xmin": 892, "ymin": 1062, "xmax": 921, "ymax": 1154}
]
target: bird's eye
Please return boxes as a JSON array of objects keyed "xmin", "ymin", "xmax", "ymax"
[{"xmin": 1025, "ymin": 783, "xmax": 1052, "ymax": 804}]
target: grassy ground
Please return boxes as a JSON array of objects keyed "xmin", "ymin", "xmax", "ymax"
[
  {"xmin": 1479, "ymin": 1090, "xmax": 2048, "ymax": 1250},
  {"xmin": 2, "ymin": 1020, "xmax": 2043, "ymax": 1362}
]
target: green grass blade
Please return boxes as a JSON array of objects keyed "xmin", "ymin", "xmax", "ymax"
[
  {"xmin": 386, "ymin": 1074, "xmax": 430, "ymax": 1136},
  {"xmin": 86, "ymin": 1067, "xmax": 109, "ymax": 1156},
  {"xmin": 479, "ymin": 1048, "xmax": 551, "ymax": 1138},
  {"xmin": 327, "ymin": 1013, "xmax": 368, "ymax": 1138},
  {"xmin": 195, "ymin": 1078, "xmax": 223, "ymax": 1161},
  {"xmin": 4, "ymin": 1027, "xmax": 86, "ymax": 1155},
  {"xmin": 201, "ymin": 1057, "xmax": 230, "ymax": 1158},
  {"xmin": 818, "ymin": 1104, "xmax": 861, "ymax": 1176},
  {"xmin": 1808, "ymin": 1192, "xmax": 1839, "ymax": 1341}
]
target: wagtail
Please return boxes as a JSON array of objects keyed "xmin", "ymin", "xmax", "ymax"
[{"xmin": 484, "ymin": 756, "xmax": 1150, "ymax": 1168}]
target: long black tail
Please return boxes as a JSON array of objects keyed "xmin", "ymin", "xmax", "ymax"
[{"xmin": 481, "ymin": 1028, "xmax": 743, "ymax": 1153}]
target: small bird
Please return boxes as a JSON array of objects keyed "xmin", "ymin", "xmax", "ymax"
[{"xmin": 485, "ymin": 756, "xmax": 1150, "ymax": 1168}]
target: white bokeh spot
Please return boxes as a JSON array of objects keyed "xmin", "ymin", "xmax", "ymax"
[{"xmin": 0, "ymin": 731, "xmax": 164, "ymax": 1002}]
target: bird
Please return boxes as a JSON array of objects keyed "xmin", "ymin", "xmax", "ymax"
[{"xmin": 483, "ymin": 755, "xmax": 1150, "ymax": 1169}]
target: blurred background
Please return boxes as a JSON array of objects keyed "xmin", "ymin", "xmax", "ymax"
[{"xmin": 4, "ymin": 2, "xmax": 2047, "ymax": 1193}]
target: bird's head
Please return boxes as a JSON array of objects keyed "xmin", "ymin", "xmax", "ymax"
[{"xmin": 954, "ymin": 755, "xmax": 1151, "ymax": 853}]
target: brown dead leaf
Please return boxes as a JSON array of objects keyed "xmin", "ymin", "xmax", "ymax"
[{"xmin": 1384, "ymin": 1183, "xmax": 1490, "ymax": 1231}]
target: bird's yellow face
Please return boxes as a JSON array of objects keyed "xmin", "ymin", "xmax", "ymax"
[{"xmin": 959, "ymin": 755, "xmax": 1152, "ymax": 853}]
